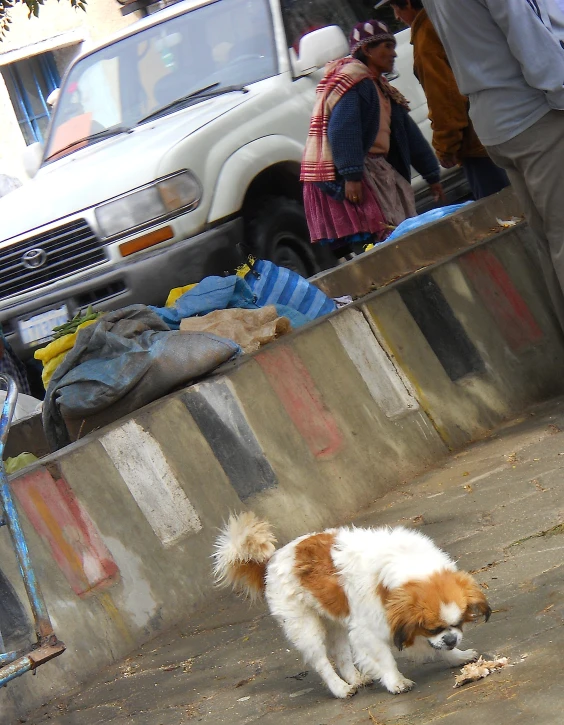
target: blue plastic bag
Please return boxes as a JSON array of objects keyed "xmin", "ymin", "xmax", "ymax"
[
  {"xmin": 387, "ymin": 202, "xmax": 473, "ymax": 241},
  {"xmin": 245, "ymin": 260, "xmax": 336, "ymax": 321},
  {"xmin": 150, "ymin": 276, "xmax": 258, "ymax": 329}
]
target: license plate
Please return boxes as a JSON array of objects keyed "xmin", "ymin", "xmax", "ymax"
[{"xmin": 18, "ymin": 305, "xmax": 69, "ymax": 347}]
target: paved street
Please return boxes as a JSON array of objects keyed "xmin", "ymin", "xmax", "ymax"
[{"xmin": 26, "ymin": 397, "xmax": 564, "ymax": 725}]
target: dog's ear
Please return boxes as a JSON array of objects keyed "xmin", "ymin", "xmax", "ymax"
[
  {"xmin": 455, "ymin": 572, "xmax": 492, "ymax": 622},
  {"xmin": 384, "ymin": 585, "xmax": 418, "ymax": 651},
  {"xmin": 467, "ymin": 598, "xmax": 491, "ymax": 622},
  {"xmin": 393, "ymin": 624, "xmax": 410, "ymax": 651}
]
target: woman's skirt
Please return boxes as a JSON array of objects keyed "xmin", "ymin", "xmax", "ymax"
[
  {"xmin": 303, "ymin": 177, "xmax": 386, "ymax": 247},
  {"xmin": 304, "ymin": 155, "xmax": 416, "ymax": 247}
]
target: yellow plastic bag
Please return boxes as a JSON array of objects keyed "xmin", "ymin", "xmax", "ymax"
[
  {"xmin": 235, "ymin": 256, "xmax": 255, "ymax": 279},
  {"xmin": 34, "ymin": 318, "xmax": 98, "ymax": 388},
  {"xmin": 5, "ymin": 453, "xmax": 39, "ymax": 475},
  {"xmin": 39, "ymin": 351, "xmax": 68, "ymax": 389},
  {"xmin": 165, "ymin": 283, "xmax": 197, "ymax": 308}
]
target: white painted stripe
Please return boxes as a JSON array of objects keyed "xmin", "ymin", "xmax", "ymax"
[
  {"xmin": 329, "ymin": 308, "xmax": 418, "ymax": 418},
  {"xmin": 360, "ymin": 303, "xmax": 420, "ymax": 400},
  {"xmin": 101, "ymin": 420, "xmax": 202, "ymax": 546}
]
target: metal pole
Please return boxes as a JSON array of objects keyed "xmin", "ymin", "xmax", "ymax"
[
  {"xmin": 0, "ymin": 651, "xmax": 19, "ymax": 666},
  {"xmin": 0, "ymin": 657, "xmax": 32, "ymax": 687},
  {"xmin": 0, "ymin": 374, "xmax": 54, "ymax": 642}
]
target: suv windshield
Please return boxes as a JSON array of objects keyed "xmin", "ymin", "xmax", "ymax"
[{"xmin": 44, "ymin": 0, "xmax": 276, "ymax": 162}]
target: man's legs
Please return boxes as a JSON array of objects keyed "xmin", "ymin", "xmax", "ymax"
[
  {"xmin": 486, "ymin": 110, "xmax": 564, "ymax": 331},
  {"xmin": 462, "ymin": 156, "xmax": 510, "ymax": 199}
]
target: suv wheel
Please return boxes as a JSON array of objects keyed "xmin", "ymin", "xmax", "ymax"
[{"xmin": 247, "ymin": 197, "xmax": 314, "ymax": 278}]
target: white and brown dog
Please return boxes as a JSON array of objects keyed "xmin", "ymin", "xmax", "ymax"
[{"xmin": 213, "ymin": 513, "xmax": 491, "ymax": 698}]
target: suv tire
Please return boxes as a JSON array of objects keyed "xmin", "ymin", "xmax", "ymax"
[{"xmin": 247, "ymin": 197, "xmax": 315, "ymax": 278}]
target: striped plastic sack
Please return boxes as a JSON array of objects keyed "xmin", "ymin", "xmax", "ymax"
[{"xmin": 245, "ymin": 260, "xmax": 336, "ymax": 321}]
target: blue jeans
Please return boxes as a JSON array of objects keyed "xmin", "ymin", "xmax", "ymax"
[{"xmin": 462, "ymin": 156, "xmax": 510, "ymax": 200}]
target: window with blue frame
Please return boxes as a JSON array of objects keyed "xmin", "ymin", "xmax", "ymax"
[{"xmin": 2, "ymin": 52, "xmax": 60, "ymax": 145}]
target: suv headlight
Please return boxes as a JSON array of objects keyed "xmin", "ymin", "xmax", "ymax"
[{"xmin": 95, "ymin": 170, "xmax": 201, "ymax": 238}]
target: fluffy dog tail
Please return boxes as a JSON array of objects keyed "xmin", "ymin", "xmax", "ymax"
[{"xmin": 213, "ymin": 512, "xmax": 277, "ymax": 599}]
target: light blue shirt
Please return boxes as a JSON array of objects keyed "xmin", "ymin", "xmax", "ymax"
[
  {"xmin": 423, "ymin": 0, "xmax": 564, "ymax": 146},
  {"xmin": 548, "ymin": 0, "xmax": 564, "ymax": 40}
]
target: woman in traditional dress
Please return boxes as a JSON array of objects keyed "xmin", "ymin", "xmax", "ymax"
[{"xmin": 301, "ymin": 20, "xmax": 444, "ymax": 258}]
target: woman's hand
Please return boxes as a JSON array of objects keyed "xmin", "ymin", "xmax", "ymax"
[
  {"xmin": 430, "ymin": 182, "xmax": 446, "ymax": 203},
  {"xmin": 345, "ymin": 180, "xmax": 363, "ymax": 205}
]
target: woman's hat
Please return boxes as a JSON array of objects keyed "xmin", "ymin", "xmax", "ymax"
[{"xmin": 349, "ymin": 20, "xmax": 395, "ymax": 56}]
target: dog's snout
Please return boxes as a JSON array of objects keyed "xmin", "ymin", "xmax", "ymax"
[{"xmin": 443, "ymin": 633, "xmax": 457, "ymax": 649}]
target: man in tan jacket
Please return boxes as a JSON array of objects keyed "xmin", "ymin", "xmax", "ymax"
[{"xmin": 376, "ymin": 0, "xmax": 509, "ymax": 199}]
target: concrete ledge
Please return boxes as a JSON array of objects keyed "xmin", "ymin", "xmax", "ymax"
[
  {"xmin": 310, "ymin": 187, "xmax": 523, "ymax": 299},
  {"xmin": 1, "ymin": 192, "xmax": 563, "ymax": 722}
]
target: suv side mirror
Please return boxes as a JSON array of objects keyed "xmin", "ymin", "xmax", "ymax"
[
  {"xmin": 292, "ymin": 25, "xmax": 349, "ymax": 77},
  {"xmin": 22, "ymin": 142, "xmax": 43, "ymax": 179}
]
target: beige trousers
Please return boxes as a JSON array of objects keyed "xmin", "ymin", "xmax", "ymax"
[{"xmin": 487, "ymin": 110, "xmax": 564, "ymax": 331}]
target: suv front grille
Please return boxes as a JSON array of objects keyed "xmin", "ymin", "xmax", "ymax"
[{"xmin": 0, "ymin": 219, "xmax": 107, "ymax": 302}]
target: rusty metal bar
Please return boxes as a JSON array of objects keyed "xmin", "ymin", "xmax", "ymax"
[
  {"xmin": 0, "ymin": 374, "xmax": 65, "ymax": 687},
  {"xmin": 0, "ymin": 642, "xmax": 65, "ymax": 687}
]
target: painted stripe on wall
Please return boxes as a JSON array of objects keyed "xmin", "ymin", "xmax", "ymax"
[
  {"xmin": 12, "ymin": 468, "xmax": 119, "ymax": 596},
  {"xmin": 399, "ymin": 273, "xmax": 484, "ymax": 382},
  {"xmin": 183, "ymin": 381, "xmax": 278, "ymax": 501},
  {"xmin": 363, "ymin": 302, "xmax": 453, "ymax": 447},
  {"xmin": 460, "ymin": 247, "xmax": 543, "ymax": 352},
  {"xmin": 329, "ymin": 308, "xmax": 418, "ymax": 418},
  {"xmin": 100, "ymin": 421, "xmax": 202, "ymax": 547},
  {"xmin": 255, "ymin": 345, "xmax": 343, "ymax": 459}
]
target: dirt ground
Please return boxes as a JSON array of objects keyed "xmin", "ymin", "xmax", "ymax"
[{"xmin": 25, "ymin": 398, "xmax": 564, "ymax": 725}]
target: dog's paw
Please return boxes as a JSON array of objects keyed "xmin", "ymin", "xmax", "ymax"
[
  {"xmin": 354, "ymin": 672, "xmax": 375, "ymax": 688},
  {"xmin": 445, "ymin": 648, "xmax": 478, "ymax": 667},
  {"xmin": 330, "ymin": 680, "xmax": 358, "ymax": 699},
  {"xmin": 382, "ymin": 673, "xmax": 415, "ymax": 694},
  {"xmin": 346, "ymin": 670, "xmax": 373, "ymax": 688}
]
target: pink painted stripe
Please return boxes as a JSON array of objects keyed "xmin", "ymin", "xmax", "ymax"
[
  {"xmin": 460, "ymin": 248, "xmax": 543, "ymax": 353},
  {"xmin": 255, "ymin": 345, "xmax": 343, "ymax": 459},
  {"xmin": 12, "ymin": 468, "xmax": 119, "ymax": 596}
]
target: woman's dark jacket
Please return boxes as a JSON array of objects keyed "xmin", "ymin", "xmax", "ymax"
[{"xmin": 326, "ymin": 77, "xmax": 441, "ymax": 185}]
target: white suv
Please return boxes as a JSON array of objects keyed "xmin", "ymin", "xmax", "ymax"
[{"xmin": 0, "ymin": 0, "xmax": 466, "ymax": 360}]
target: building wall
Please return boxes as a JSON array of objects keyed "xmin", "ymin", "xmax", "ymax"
[{"xmin": 0, "ymin": 0, "xmax": 138, "ymax": 181}]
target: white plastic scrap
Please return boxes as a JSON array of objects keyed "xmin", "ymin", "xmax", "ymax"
[
  {"xmin": 334, "ymin": 295, "xmax": 353, "ymax": 308},
  {"xmin": 496, "ymin": 217, "xmax": 520, "ymax": 228}
]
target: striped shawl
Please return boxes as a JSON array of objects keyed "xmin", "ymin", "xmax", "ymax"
[
  {"xmin": 301, "ymin": 58, "xmax": 410, "ymax": 182},
  {"xmin": 300, "ymin": 58, "xmax": 371, "ymax": 183}
]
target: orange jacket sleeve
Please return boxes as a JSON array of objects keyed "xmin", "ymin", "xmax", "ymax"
[{"xmin": 413, "ymin": 14, "xmax": 470, "ymax": 160}]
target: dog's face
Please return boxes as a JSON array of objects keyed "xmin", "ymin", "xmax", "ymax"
[{"xmin": 383, "ymin": 570, "xmax": 491, "ymax": 651}]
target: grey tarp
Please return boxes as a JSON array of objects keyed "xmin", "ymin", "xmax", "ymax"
[{"xmin": 43, "ymin": 305, "xmax": 240, "ymax": 450}]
